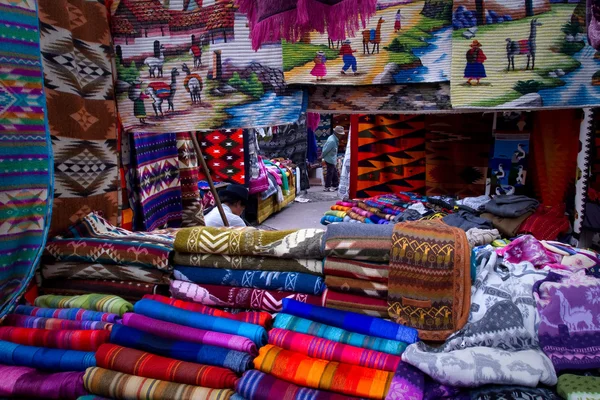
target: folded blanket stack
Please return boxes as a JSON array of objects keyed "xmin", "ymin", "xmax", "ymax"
[
  {"xmin": 170, "ymin": 226, "xmax": 326, "ymax": 312},
  {"xmin": 41, "ymin": 212, "xmax": 175, "ymax": 301},
  {"xmin": 322, "ymin": 223, "xmax": 393, "ymax": 317},
  {"xmin": 236, "ymin": 299, "xmax": 418, "ymax": 400},
  {"xmin": 479, "ymin": 195, "xmax": 539, "ymax": 238}
]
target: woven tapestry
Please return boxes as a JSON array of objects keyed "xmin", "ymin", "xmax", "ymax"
[
  {"xmin": 283, "ymin": 0, "xmax": 452, "ymax": 85},
  {"xmin": 351, "ymin": 114, "xmax": 426, "ymax": 198},
  {"xmin": 451, "ymin": 0, "xmax": 600, "ymax": 109},
  {"xmin": 130, "ymin": 132, "xmax": 183, "ymax": 231},
  {"xmin": 38, "ymin": 0, "xmax": 119, "ymax": 236},
  {"xmin": 425, "ymin": 113, "xmax": 493, "ymax": 197},
  {"xmin": 176, "ymin": 132, "xmax": 204, "ymax": 227},
  {"xmin": 110, "ymin": 0, "xmax": 303, "ymax": 132},
  {"xmin": 314, "ymin": 113, "xmax": 332, "ymax": 150},
  {"xmin": 197, "ymin": 129, "xmax": 247, "ymax": 186},
  {"xmin": 309, "ymin": 83, "xmax": 452, "ymax": 114},
  {"xmin": 0, "ymin": 1, "xmax": 53, "ymax": 318}
]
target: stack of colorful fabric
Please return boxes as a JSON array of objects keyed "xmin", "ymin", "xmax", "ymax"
[
  {"xmin": 170, "ymin": 226, "xmax": 326, "ymax": 312},
  {"xmin": 236, "ymin": 299, "xmax": 417, "ymax": 400},
  {"xmin": 40, "ymin": 213, "xmax": 174, "ymax": 301},
  {"xmin": 322, "ymin": 223, "xmax": 394, "ymax": 317}
]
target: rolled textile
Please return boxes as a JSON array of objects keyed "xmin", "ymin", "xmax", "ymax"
[
  {"xmin": 34, "ymin": 294, "xmax": 133, "ymax": 316},
  {"xmin": 174, "ymin": 266, "xmax": 325, "ymax": 295},
  {"xmin": 0, "ymin": 340, "xmax": 96, "ymax": 371},
  {"xmin": 236, "ymin": 370, "xmax": 362, "ymax": 400},
  {"xmin": 4, "ymin": 314, "xmax": 112, "ymax": 331},
  {"xmin": 324, "ymin": 276, "xmax": 388, "ymax": 299},
  {"xmin": 321, "ymin": 215, "xmax": 344, "ymax": 225},
  {"xmin": 282, "ymin": 299, "xmax": 417, "ymax": 344},
  {"xmin": 40, "ymin": 279, "xmax": 168, "ymax": 302},
  {"xmin": 174, "ymin": 227, "xmax": 325, "ymax": 259},
  {"xmin": 274, "ymin": 314, "xmax": 407, "ymax": 355},
  {"xmin": 83, "ymin": 367, "xmax": 235, "ymax": 400},
  {"xmin": 324, "ymin": 257, "xmax": 388, "ymax": 283},
  {"xmin": 323, "ymin": 223, "xmax": 394, "ymax": 261},
  {"xmin": 172, "ymin": 253, "xmax": 324, "ymax": 276},
  {"xmin": 0, "ymin": 327, "xmax": 110, "ymax": 351},
  {"xmin": 41, "ymin": 261, "xmax": 171, "ymax": 284},
  {"xmin": 0, "ymin": 364, "xmax": 87, "ymax": 400},
  {"xmin": 96, "ymin": 344, "xmax": 237, "ymax": 389},
  {"xmin": 110, "ymin": 325, "xmax": 252, "ymax": 374},
  {"xmin": 254, "ymin": 345, "xmax": 393, "ymax": 400},
  {"xmin": 77, "ymin": 396, "xmax": 110, "ymax": 400},
  {"xmin": 331, "ymin": 205, "xmax": 351, "ymax": 212},
  {"xmin": 170, "ymin": 281, "xmax": 323, "ymax": 312},
  {"xmin": 133, "ymin": 299, "xmax": 267, "ymax": 346},
  {"xmin": 324, "ymin": 290, "xmax": 388, "ymax": 318},
  {"xmin": 268, "ymin": 328, "xmax": 401, "ymax": 372},
  {"xmin": 143, "ymin": 294, "xmax": 272, "ymax": 327},
  {"xmin": 122, "ymin": 313, "xmax": 257, "ymax": 355},
  {"xmin": 325, "ymin": 211, "xmax": 347, "ymax": 218},
  {"xmin": 15, "ymin": 305, "xmax": 120, "ymax": 323}
]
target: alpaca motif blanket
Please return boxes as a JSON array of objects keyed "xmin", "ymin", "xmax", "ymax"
[
  {"xmin": 402, "ymin": 256, "xmax": 557, "ymax": 388},
  {"xmin": 282, "ymin": 1, "xmax": 451, "ymax": 86},
  {"xmin": 111, "ymin": 0, "xmax": 303, "ymax": 132},
  {"xmin": 173, "ymin": 253, "xmax": 324, "ymax": 275},
  {"xmin": 174, "ymin": 227, "xmax": 325, "ymax": 259},
  {"xmin": 451, "ymin": 0, "xmax": 600, "ymax": 109}
]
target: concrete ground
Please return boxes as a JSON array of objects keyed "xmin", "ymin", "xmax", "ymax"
[{"xmin": 257, "ymin": 186, "xmax": 339, "ymax": 230}]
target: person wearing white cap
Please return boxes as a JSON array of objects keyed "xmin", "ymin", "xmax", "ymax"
[
  {"xmin": 339, "ymin": 39, "xmax": 358, "ymax": 75},
  {"xmin": 322, "ymin": 126, "xmax": 345, "ymax": 191}
]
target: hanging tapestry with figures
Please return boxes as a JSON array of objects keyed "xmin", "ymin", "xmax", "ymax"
[
  {"xmin": 451, "ymin": 0, "xmax": 600, "ymax": 109},
  {"xmin": 283, "ymin": 0, "xmax": 452, "ymax": 86},
  {"xmin": 110, "ymin": 0, "xmax": 304, "ymax": 132},
  {"xmin": 351, "ymin": 114, "xmax": 426, "ymax": 199},
  {"xmin": 38, "ymin": 0, "xmax": 120, "ymax": 236}
]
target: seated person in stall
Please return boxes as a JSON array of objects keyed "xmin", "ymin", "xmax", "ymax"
[{"xmin": 205, "ymin": 184, "xmax": 249, "ymax": 228}]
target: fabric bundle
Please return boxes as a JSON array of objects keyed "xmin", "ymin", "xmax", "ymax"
[
  {"xmin": 325, "ymin": 276, "xmax": 387, "ymax": 298},
  {"xmin": 322, "ymin": 290, "xmax": 389, "ymax": 318},
  {"xmin": 323, "ymin": 258, "xmax": 388, "ymax": 282},
  {"xmin": 4, "ymin": 315, "xmax": 113, "ymax": 331},
  {"xmin": 15, "ymin": 306, "xmax": 120, "ymax": 323},
  {"xmin": 41, "ymin": 261, "xmax": 171, "ymax": 284},
  {"xmin": 83, "ymin": 367, "xmax": 235, "ymax": 400},
  {"xmin": 122, "ymin": 313, "xmax": 257, "ymax": 355},
  {"xmin": 0, "ymin": 327, "xmax": 110, "ymax": 351},
  {"xmin": 110, "ymin": 325, "xmax": 252, "ymax": 374},
  {"xmin": 34, "ymin": 294, "xmax": 133, "ymax": 316},
  {"xmin": 254, "ymin": 344, "xmax": 393, "ymax": 399},
  {"xmin": 0, "ymin": 340, "xmax": 96, "ymax": 371},
  {"xmin": 96, "ymin": 344, "xmax": 237, "ymax": 388},
  {"xmin": 557, "ymin": 374, "xmax": 600, "ymax": 400},
  {"xmin": 40, "ymin": 279, "xmax": 168, "ymax": 302},
  {"xmin": 0, "ymin": 365, "xmax": 87, "ymax": 400}
]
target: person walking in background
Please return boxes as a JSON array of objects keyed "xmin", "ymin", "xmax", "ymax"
[
  {"xmin": 340, "ymin": 40, "xmax": 358, "ymax": 75},
  {"xmin": 464, "ymin": 40, "xmax": 487, "ymax": 85},
  {"xmin": 310, "ymin": 51, "xmax": 327, "ymax": 82},
  {"xmin": 394, "ymin": 9, "xmax": 402, "ymax": 32},
  {"xmin": 322, "ymin": 126, "xmax": 345, "ymax": 192}
]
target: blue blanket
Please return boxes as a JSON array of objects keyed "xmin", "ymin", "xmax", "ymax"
[
  {"xmin": 0, "ymin": 340, "xmax": 95, "ymax": 371},
  {"xmin": 173, "ymin": 266, "xmax": 325, "ymax": 295}
]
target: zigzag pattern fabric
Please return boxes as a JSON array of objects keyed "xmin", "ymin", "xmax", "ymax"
[
  {"xmin": 0, "ymin": 0, "xmax": 53, "ymax": 319},
  {"xmin": 197, "ymin": 130, "xmax": 247, "ymax": 186}
]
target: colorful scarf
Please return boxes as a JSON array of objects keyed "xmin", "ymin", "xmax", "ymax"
[
  {"xmin": 0, "ymin": 0, "xmax": 53, "ymax": 320},
  {"xmin": 96, "ymin": 344, "xmax": 237, "ymax": 389},
  {"xmin": 323, "ymin": 223, "xmax": 394, "ymax": 261},
  {"xmin": 41, "ymin": 261, "xmax": 171, "ymax": 284},
  {"xmin": 133, "ymin": 299, "xmax": 267, "ymax": 346},
  {"xmin": 122, "ymin": 313, "xmax": 257, "ymax": 355},
  {"xmin": 268, "ymin": 328, "xmax": 401, "ymax": 372},
  {"xmin": 4, "ymin": 315, "xmax": 113, "ymax": 331},
  {"xmin": 0, "ymin": 365, "xmax": 86, "ymax": 400},
  {"xmin": 324, "ymin": 257, "xmax": 388, "ymax": 282},
  {"xmin": 274, "ymin": 314, "xmax": 407, "ymax": 355},
  {"xmin": 15, "ymin": 306, "xmax": 119, "ymax": 323},
  {"xmin": 84, "ymin": 367, "xmax": 235, "ymax": 400},
  {"xmin": 255, "ymin": 345, "xmax": 393, "ymax": 399},
  {"xmin": 325, "ymin": 276, "xmax": 388, "ymax": 298},
  {"xmin": 0, "ymin": 340, "xmax": 96, "ymax": 371},
  {"xmin": 0, "ymin": 327, "xmax": 110, "ymax": 352},
  {"xmin": 174, "ymin": 227, "xmax": 325, "ymax": 259},
  {"xmin": 323, "ymin": 290, "xmax": 389, "ymax": 318},
  {"xmin": 34, "ymin": 294, "xmax": 133, "ymax": 316},
  {"xmin": 174, "ymin": 266, "xmax": 325, "ymax": 295},
  {"xmin": 110, "ymin": 325, "xmax": 252, "ymax": 374}
]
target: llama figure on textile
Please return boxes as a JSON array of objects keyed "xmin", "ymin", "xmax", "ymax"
[
  {"xmin": 189, "ymin": 45, "xmax": 202, "ymax": 69},
  {"xmin": 472, "ymin": 352, "xmax": 505, "ymax": 383},
  {"xmin": 363, "ymin": 17, "xmax": 385, "ymax": 54},
  {"xmin": 182, "ymin": 63, "xmax": 202, "ymax": 105},
  {"xmin": 507, "ymin": 360, "xmax": 546, "ymax": 377},
  {"xmin": 146, "ymin": 68, "xmax": 180, "ymax": 117},
  {"xmin": 145, "ymin": 45, "xmax": 166, "ymax": 78},
  {"xmin": 556, "ymin": 290, "xmax": 595, "ymax": 331},
  {"xmin": 506, "ymin": 19, "xmax": 543, "ymax": 71}
]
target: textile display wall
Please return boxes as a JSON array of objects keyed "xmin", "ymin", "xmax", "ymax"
[
  {"xmin": 451, "ymin": 0, "xmax": 599, "ymax": 109},
  {"xmin": 38, "ymin": 0, "xmax": 120, "ymax": 236},
  {"xmin": 0, "ymin": 1, "xmax": 53, "ymax": 318},
  {"xmin": 110, "ymin": 0, "xmax": 304, "ymax": 133},
  {"xmin": 351, "ymin": 114, "xmax": 426, "ymax": 198},
  {"xmin": 283, "ymin": 0, "xmax": 452, "ymax": 85}
]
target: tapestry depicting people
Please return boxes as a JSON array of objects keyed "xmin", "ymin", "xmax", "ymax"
[
  {"xmin": 111, "ymin": 0, "xmax": 304, "ymax": 132},
  {"xmin": 451, "ymin": 0, "xmax": 600, "ymax": 108},
  {"xmin": 283, "ymin": 0, "xmax": 452, "ymax": 85}
]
